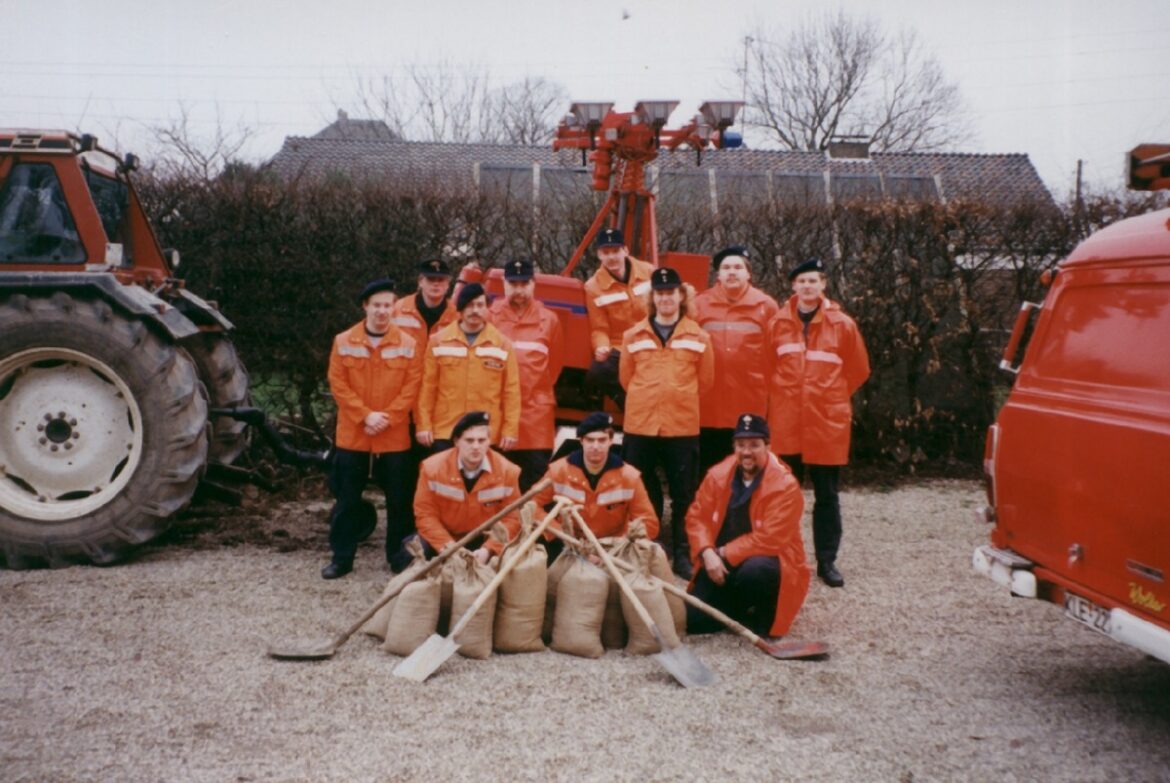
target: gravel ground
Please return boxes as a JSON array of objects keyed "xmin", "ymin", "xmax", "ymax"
[{"xmin": 3, "ymin": 480, "xmax": 1169, "ymax": 783}]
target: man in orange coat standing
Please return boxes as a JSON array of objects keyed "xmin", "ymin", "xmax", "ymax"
[
  {"xmin": 583, "ymin": 228, "xmax": 654, "ymax": 407},
  {"xmin": 620, "ymin": 267, "xmax": 715, "ymax": 578},
  {"xmin": 691, "ymin": 245, "xmax": 780, "ymax": 475},
  {"xmin": 768, "ymin": 258, "xmax": 870, "ymax": 588},
  {"xmin": 489, "ymin": 259, "xmax": 565, "ymax": 491},
  {"xmin": 685, "ymin": 413, "xmax": 810, "ymax": 638},
  {"xmin": 324, "ymin": 278, "xmax": 423, "ymax": 579}
]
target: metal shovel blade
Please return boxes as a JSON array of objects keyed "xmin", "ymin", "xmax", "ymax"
[
  {"xmin": 266, "ymin": 637, "xmax": 338, "ymax": 661},
  {"xmin": 758, "ymin": 638, "xmax": 830, "ymax": 660},
  {"xmin": 391, "ymin": 633, "xmax": 460, "ymax": 682},
  {"xmin": 650, "ymin": 627, "xmax": 717, "ymax": 688}
]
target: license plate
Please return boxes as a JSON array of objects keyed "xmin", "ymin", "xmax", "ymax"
[{"xmin": 1064, "ymin": 592, "xmax": 1112, "ymax": 636}]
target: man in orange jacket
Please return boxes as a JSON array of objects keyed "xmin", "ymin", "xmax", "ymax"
[
  {"xmin": 691, "ymin": 245, "xmax": 781, "ymax": 475},
  {"xmin": 583, "ymin": 228, "xmax": 654, "ymax": 408},
  {"xmin": 768, "ymin": 258, "xmax": 870, "ymax": 588},
  {"xmin": 620, "ymin": 267, "xmax": 715, "ymax": 578},
  {"xmin": 392, "ymin": 258, "xmax": 457, "ymax": 345},
  {"xmin": 686, "ymin": 413, "xmax": 810, "ymax": 638},
  {"xmin": 416, "ymin": 282, "xmax": 521, "ymax": 452},
  {"xmin": 323, "ymin": 278, "xmax": 423, "ymax": 579},
  {"xmin": 408, "ymin": 411, "xmax": 522, "ymax": 565},
  {"xmin": 534, "ymin": 411, "xmax": 658, "ymax": 561},
  {"xmin": 489, "ymin": 259, "xmax": 565, "ymax": 490}
]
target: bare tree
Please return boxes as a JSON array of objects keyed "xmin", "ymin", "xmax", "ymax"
[
  {"xmin": 740, "ymin": 12, "xmax": 968, "ymax": 153},
  {"xmin": 148, "ymin": 105, "xmax": 254, "ymax": 182},
  {"xmin": 481, "ymin": 77, "xmax": 568, "ymax": 145}
]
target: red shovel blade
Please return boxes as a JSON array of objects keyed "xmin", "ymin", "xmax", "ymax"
[{"xmin": 758, "ymin": 638, "xmax": 830, "ymax": 660}]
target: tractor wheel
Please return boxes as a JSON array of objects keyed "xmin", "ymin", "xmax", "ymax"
[
  {"xmin": 0, "ymin": 292, "xmax": 209, "ymax": 567},
  {"xmin": 182, "ymin": 332, "xmax": 251, "ymax": 465}
]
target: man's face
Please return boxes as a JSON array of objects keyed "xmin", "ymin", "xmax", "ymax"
[
  {"xmin": 418, "ymin": 274, "xmax": 450, "ymax": 305},
  {"xmin": 456, "ymin": 425, "xmax": 491, "ymax": 468},
  {"xmin": 734, "ymin": 437, "xmax": 769, "ymax": 479},
  {"xmin": 363, "ymin": 291, "xmax": 396, "ymax": 332},
  {"xmin": 652, "ymin": 286, "xmax": 683, "ymax": 320},
  {"xmin": 504, "ymin": 279, "xmax": 534, "ymax": 309},
  {"xmin": 597, "ymin": 245, "xmax": 628, "ymax": 275},
  {"xmin": 459, "ymin": 295, "xmax": 489, "ymax": 332},
  {"xmin": 717, "ymin": 257, "xmax": 750, "ymax": 294},
  {"xmin": 792, "ymin": 272, "xmax": 827, "ymax": 307},
  {"xmin": 580, "ymin": 430, "xmax": 613, "ymax": 470}
]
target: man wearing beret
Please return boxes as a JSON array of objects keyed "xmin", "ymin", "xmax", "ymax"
[
  {"xmin": 583, "ymin": 228, "xmax": 654, "ymax": 408},
  {"xmin": 534, "ymin": 411, "xmax": 659, "ymax": 561},
  {"xmin": 416, "ymin": 282, "xmax": 521, "ymax": 452},
  {"xmin": 410, "ymin": 411, "xmax": 522, "ymax": 565},
  {"xmin": 767, "ymin": 258, "xmax": 870, "ymax": 588},
  {"xmin": 691, "ymin": 245, "xmax": 781, "ymax": 476},
  {"xmin": 323, "ymin": 278, "xmax": 424, "ymax": 579},
  {"xmin": 685, "ymin": 413, "xmax": 810, "ymax": 638},
  {"xmin": 488, "ymin": 259, "xmax": 565, "ymax": 491},
  {"xmin": 619, "ymin": 267, "xmax": 715, "ymax": 578}
]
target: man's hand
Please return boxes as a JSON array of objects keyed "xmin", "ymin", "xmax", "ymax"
[
  {"xmin": 416, "ymin": 430, "xmax": 434, "ymax": 447},
  {"xmin": 702, "ymin": 547, "xmax": 728, "ymax": 586},
  {"xmin": 474, "ymin": 547, "xmax": 491, "ymax": 566},
  {"xmin": 363, "ymin": 411, "xmax": 391, "ymax": 435},
  {"xmin": 593, "ymin": 345, "xmax": 612, "ymax": 363},
  {"xmin": 499, "ymin": 435, "xmax": 518, "ymax": 451}
]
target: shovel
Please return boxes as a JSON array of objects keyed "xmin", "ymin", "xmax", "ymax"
[
  {"xmin": 568, "ymin": 509, "xmax": 716, "ymax": 688},
  {"xmin": 548, "ymin": 526, "xmax": 828, "ymax": 661},
  {"xmin": 393, "ymin": 498, "xmax": 571, "ymax": 682},
  {"xmin": 267, "ymin": 477, "xmax": 552, "ymax": 661}
]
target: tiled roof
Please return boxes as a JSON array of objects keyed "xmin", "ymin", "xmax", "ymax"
[{"xmin": 268, "ymin": 134, "xmax": 1053, "ymax": 208}]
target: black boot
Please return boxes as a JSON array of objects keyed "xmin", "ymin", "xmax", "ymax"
[
  {"xmin": 321, "ymin": 560, "xmax": 353, "ymax": 580},
  {"xmin": 817, "ymin": 561, "xmax": 844, "ymax": 588}
]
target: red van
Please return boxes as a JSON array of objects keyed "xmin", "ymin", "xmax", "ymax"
[{"xmin": 972, "ymin": 202, "xmax": 1170, "ymax": 664}]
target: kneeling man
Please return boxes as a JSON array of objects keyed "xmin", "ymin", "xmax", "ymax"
[{"xmin": 685, "ymin": 413, "xmax": 810, "ymax": 638}]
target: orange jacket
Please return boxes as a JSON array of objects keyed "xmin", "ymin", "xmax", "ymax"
[
  {"xmin": 685, "ymin": 453, "xmax": 809, "ymax": 637},
  {"xmin": 619, "ymin": 316, "xmax": 715, "ymax": 437},
  {"xmin": 489, "ymin": 298, "xmax": 565, "ymax": 450},
  {"xmin": 767, "ymin": 296, "xmax": 870, "ymax": 465},
  {"xmin": 535, "ymin": 452, "xmax": 659, "ymax": 539},
  {"xmin": 414, "ymin": 448, "xmax": 521, "ymax": 556},
  {"xmin": 327, "ymin": 321, "xmax": 422, "ymax": 453},
  {"xmin": 584, "ymin": 257, "xmax": 654, "ymax": 351},
  {"xmin": 417, "ymin": 321, "xmax": 522, "ymax": 443},
  {"xmin": 691, "ymin": 284, "xmax": 781, "ymax": 429},
  {"xmin": 391, "ymin": 292, "xmax": 458, "ymax": 345}
]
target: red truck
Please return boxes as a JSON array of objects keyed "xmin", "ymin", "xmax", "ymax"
[{"xmin": 973, "ymin": 145, "xmax": 1170, "ymax": 663}]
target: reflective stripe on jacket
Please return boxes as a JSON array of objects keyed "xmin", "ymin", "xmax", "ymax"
[
  {"xmin": 583, "ymin": 257, "xmax": 654, "ymax": 351},
  {"xmin": 767, "ymin": 296, "xmax": 870, "ymax": 465},
  {"xmin": 685, "ymin": 453, "xmax": 809, "ymax": 637},
  {"xmin": 417, "ymin": 321, "xmax": 521, "ymax": 442},
  {"xmin": 489, "ymin": 298, "xmax": 565, "ymax": 450},
  {"xmin": 619, "ymin": 316, "xmax": 715, "ymax": 437},
  {"xmin": 692, "ymin": 285, "xmax": 781, "ymax": 429},
  {"xmin": 327, "ymin": 321, "xmax": 422, "ymax": 453},
  {"xmin": 391, "ymin": 292, "xmax": 458, "ymax": 345},
  {"xmin": 414, "ymin": 448, "xmax": 521, "ymax": 556},
  {"xmin": 535, "ymin": 456, "xmax": 659, "ymax": 539}
]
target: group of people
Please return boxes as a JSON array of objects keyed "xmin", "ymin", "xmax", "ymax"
[{"xmin": 323, "ymin": 231, "xmax": 869, "ymax": 640}]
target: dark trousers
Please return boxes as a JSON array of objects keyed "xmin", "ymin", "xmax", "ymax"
[
  {"xmin": 779, "ymin": 454, "xmax": 842, "ymax": 565},
  {"xmin": 687, "ymin": 555, "xmax": 781, "ymax": 636},
  {"xmin": 328, "ymin": 447, "xmax": 414, "ymax": 565},
  {"xmin": 585, "ymin": 351, "xmax": 624, "ymax": 408},
  {"xmin": 622, "ymin": 433, "xmax": 699, "ymax": 560},
  {"xmin": 699, "ymin": 427, "xmax": 735, "ymax": 478},
  {"xmin": 506, "ymin": 449, "xmax": 551, "ymax": 493}
]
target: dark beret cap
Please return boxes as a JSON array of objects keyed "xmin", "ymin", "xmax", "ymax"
[
  {"xmin": 455, "ymin": 282, "xmax": 486, "ymax": 310},
  {"xmin": 358, "ymin": 278, "xmax": 395, "ymax": 303},
  {"xmin": 576, "ymin": 411, "xmax": 614, "ymax": 438},
  {"xmin": 452, "ymin": 411, "xmax": 490, "ymax": 440},
  {"xmin": 788, "ymin": 257, "xmax": 827, "ymax": 281},
  {"xmin": 712, "ymin": 245, "xmax": 750, "ymax": 269}
]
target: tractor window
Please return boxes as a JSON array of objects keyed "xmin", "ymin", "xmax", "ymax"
[
  {"xmin": 0, "ymin": 163, "xmax": 86, "ymax": 264},
  {"xmin": 83, "ymin": 167, "xmax": 129, "ymax": 248}
]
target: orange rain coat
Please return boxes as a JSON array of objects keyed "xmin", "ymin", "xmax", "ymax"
[
  {"xmin": 767, "ymin": 296, "xmax": 870, "ymax": 465},
  {"xmin": 534, "ymin": 453, "xmax": 659, "ymax": 539},
  {"xmin": 489, "ymin": 298, "xmax": 564, "ymax": 450},
  {"xmin": 391, "ymin": 292, "xmax": 458, "ymax": 345},
  {"xmin": 619, "ymin": 316, "xmax": 715, "ymax": 437},
  {"xmin": 685, "ymin": 452, "xmax": 810, "ymax": 637},
  {"xmin": 327, "ymin": 321, "xmax": 422, "ymax": 453},
  {"xmin": 584, "ymin": 257, "xmax": 654, "ymax": 352},
  {"xmin": 417, "ymin": 321, "xmax": 522, "ymax": 443},
  {"xmin": 414, "ymin": 448, "xmax": 522, "ymax": 556},
  {"xmin": 691, "ymin": 284, "xmax": 781, "ymax": 429}
]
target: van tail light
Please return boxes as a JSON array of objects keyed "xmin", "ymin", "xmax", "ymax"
[
  {"xmin": 978, "ymin": 425, "xmax": 999, "ymax": 524},
  {"xmin": 999, "ymin": 301, "xmax": 1041, "ymax": 375}
]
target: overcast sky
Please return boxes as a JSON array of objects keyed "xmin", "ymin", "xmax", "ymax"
[{"xmin": 3, "ymin": 0, "xmax": 1166, "ymax": 197}]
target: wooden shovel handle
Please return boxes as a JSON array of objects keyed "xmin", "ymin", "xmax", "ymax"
[
  {"xmin": 334, "ymin": 477, "xmax": 552, "ymax": 644},
  {"xmin": 447, "ymin": 498, "xmax": 569, "ymax": 641}
]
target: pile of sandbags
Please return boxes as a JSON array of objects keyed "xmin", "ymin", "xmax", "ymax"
[
  {"xmin": 493, "ymin": 515, "xmax": 547, "ymax": 653},
  {"xmin": 360, "ymin": 537, "xmax": 428, "ymax": 640}
]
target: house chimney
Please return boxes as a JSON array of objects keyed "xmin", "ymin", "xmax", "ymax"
[
  {"xmin": 337, "ymin": 109, "xmax": 348, "ymax": 121},
  {"xmin": 827, "ymin": 136, "xmax": 870, "ymax": 159}
]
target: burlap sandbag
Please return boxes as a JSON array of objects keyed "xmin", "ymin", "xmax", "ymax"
[
  {"xmin": 596, "ymin": 536, "xmax": 628, "ymax": 649},
  {"xmin": 550, "ymin": 554, "xmax": 608, "ymax": 659},
  {"xmin": 543, "ymin": 547, "xmax": 576, "ymax": 643},
  {"xmin": 380, "ymin": 568, "xmax": 442, "ymax": 656},
  {"xmin": 494, "ymin": 520, "xmax": 547, "ymax": 653},
  {"xmin": 449, "ymin": 549, "xmax": 497, "ymax": 660},
  {"xmin": 622, "ymin": 520, "xmax": 687, "ymax": 637},
  {"xmin": 360, "ymin": 538, "xmax": 428, "ymax": 639},
  {"xmin": 619, "ymin": 566, "xmax": 682, "ymax": 655}
]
